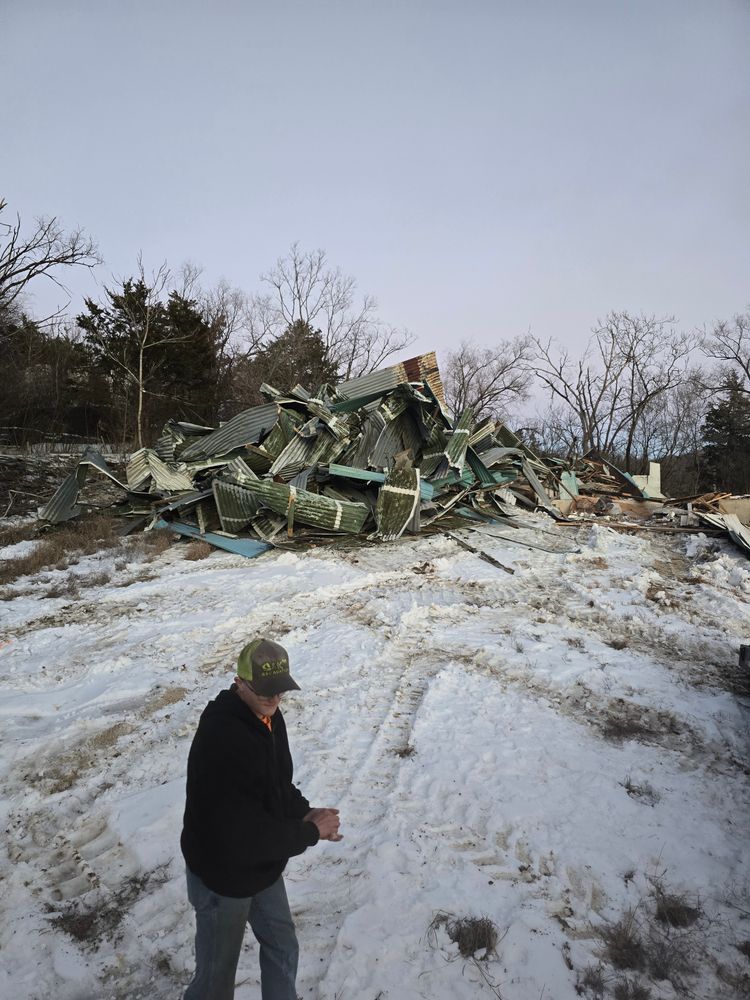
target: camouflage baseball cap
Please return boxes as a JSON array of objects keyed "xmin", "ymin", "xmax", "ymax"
[{"xmin": 237, "ymin": 637, "xmax": 301, "ymax": 696}]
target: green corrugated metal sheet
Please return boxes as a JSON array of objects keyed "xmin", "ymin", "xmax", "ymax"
[
  {"xmin": 236, "ymin": 479, "xmax": 368, "ymax": 534},
  {"xmin": 326, "ymin": 463, "xmax": 434, "ymax": 500},
  {"xmin": 212, "ymin": 480, "xmax": 261, "ymax": 533},
  {"xmin": 373, "ymin": 465, "xmax": 421, "ymax": 541}
]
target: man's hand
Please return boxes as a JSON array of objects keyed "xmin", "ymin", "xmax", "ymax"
[{"xmin": 304, "ymin": 807, "xmax": 343, "ymax": 842}]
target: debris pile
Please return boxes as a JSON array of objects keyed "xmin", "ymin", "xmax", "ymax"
[{"xmin": 36, "ymin": 352, "xmax": 750, "ymax": 558}]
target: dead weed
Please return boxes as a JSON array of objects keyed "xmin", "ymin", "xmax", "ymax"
[
  {"xmin": 183, "ymin": 540, "xmax": 213, "ymax": 561},
  {"xmin": 427, "ymin": 911, "xmax": 499, "ymax": 959},
  {"xmin": 0, "ymin": 516, "xmax": 120, "ymax": 586},
  {"xmin": 621, "ymin": 776, "xmax": 661, "ymax": 807},
  {"xmin": 653, "ymin": 886, "xmax": 701, "ymax": 928},
  {"xmin": 601, "ymin": 909, "xmax": 645, "ymax": 971}
]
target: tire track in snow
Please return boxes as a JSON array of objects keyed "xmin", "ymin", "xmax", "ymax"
[{"xmin": 291, "ymin": 597, "xmax": 460, "ymax": 995}]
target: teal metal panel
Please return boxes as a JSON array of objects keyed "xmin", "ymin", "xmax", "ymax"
[{"xmin": 155, "ymin": 519, "xmax": 271, "ymax": 558}]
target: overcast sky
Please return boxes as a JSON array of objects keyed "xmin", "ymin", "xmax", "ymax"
[{"xmin": 2, "ymin": 0, "xmax": 748, "ymax": 363}]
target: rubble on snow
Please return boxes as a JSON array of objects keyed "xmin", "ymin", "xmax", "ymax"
[{"xmin": 35, "ymin": 352, "xmax": 750, "ymax": 559}]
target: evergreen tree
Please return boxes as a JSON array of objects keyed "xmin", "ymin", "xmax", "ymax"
[
  {"xmin": 78, "ymin": 279, "xmax": 221, "ymax": 444},
  {"xmin": 700, "ymin": 372, "xmax": 750, "ymax": 493},
  {"xmin": 231, "ymin": 321, "xmax": 338, "ymax": 408}
]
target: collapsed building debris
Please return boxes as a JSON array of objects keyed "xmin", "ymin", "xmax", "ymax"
[{"xmin": 36, "ymin": 352, "xmax": 750, "ymax": 559}]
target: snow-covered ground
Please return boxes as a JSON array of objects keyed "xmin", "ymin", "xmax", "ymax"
[{"xmin": 1, "ymin": 517, "xmax": 748, "ymax": 1000}]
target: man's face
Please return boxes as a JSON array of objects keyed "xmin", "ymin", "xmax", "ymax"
[{"xmin": 234, "ymin": 677, "xmax": 283, "ymax": 718}]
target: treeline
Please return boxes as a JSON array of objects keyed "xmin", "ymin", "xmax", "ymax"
[
  {"xmin": 1, "ymin": 198, "xmax": 748, "ymax": 496},
  {"xmin": 442, "ymin": 312, "xmax": 750, "ymax": 496}
]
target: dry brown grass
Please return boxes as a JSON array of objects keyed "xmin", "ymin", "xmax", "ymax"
[
  {"xmin": 587, "ymin": 888, "xmax": 700, "ymax": 996},
  {"xmin": 184, "ymin": 539, "xmax": 213, "ymax": 561},
  {"xmin": 427, "ymin": 911, "xmax": 498, "ymax": 959},
  {"xmin": 0, "ymin": 516, "xmax": 120, "ymax": 586},
  {"xmin": 612, "ymin": 978, "xmax": 652, "ymax": 1000},
  {"xmin": 576, "ymin": 963, "xmax": 606, "ymax": 998},
  {"xmin": 601, "ymin": 910, "xmax": 645, "ymax": 971},
  {"xmin": 0, "ymin": 522, "xmax": 38, "ymax": 547},
  {"xmin": 126, "ymin": 528, "xmax": 173, "ymax": 562},
  {"xmin": 621, "ymin": 775, "xmax": 661, "ymax": 807},
  {"xmin": 653, "ymin": 887, "xmax": 701, "ymax": 928},
  {"xmin": 42, "ymin": 574, "xmax": 80, "ymax": 600}
]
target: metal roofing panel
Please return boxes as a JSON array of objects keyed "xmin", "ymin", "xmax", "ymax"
[
  {"xmin": 212, "ymin": 480, "xmax": 261, "ymax": 533},
  {"xmin": 326, "ymin": 463, "xmax": 434, "ymax": 500},
  {"xmin": 126, "ymin": 449, "xmax": 151, "ymax": 489},
  {"xmin": 443, "ymin": 408, "xmax": 473, "ymax": 473},
  {"xmin": 38, "ymin": 464, "xmax": 88, "ymax": 523},
  {"xmin": 268, "ymin": 430, "xmax": 349, "ymax": 481},
  {"xmin": 336, "ymin": 351, "xmax": 446, "ymax": 407},
  {"xmin": 179, "ymin": 403, "xmax": 279, "ymax": 461},
  {"xmin": 156, "ymin": 518, "xmax": 271, "ymax": 558},
  {"xmin": 369, "ymin": 411, "xmax": 424, "ymax": 469},
  {"xmin": 238, "ymin": 479, "xmax": 369, "ymax": 534},
  {"xmin": 373, "ymin": 466, "xmax": 421, "ymax": 541},
  {"xmin": 39, "ymin": 449, "xmax": 151, "ymax": 524}
]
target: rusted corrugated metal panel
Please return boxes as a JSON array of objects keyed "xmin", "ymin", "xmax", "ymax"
[
  {"xmin": 336, "ymin": 351, "xmax": 445, "ymax": 407},
  {"xmin": 179, "ymin": 403, "xmax": 279, "ymax": 461}
]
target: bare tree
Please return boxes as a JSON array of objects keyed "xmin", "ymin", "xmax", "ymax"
[
  {"xmin": 82, "ymin": 257, "xmax": 177, "ymax": 447},
  {"xmin": 254, "ymin": 244, "xmax": 414, "ymax": 379},
  {"xmin": 443, "ymin": 337, "xmax": 534, "ymax": 421},
  {"xmin": 701, "ymin": 310, "xmax": 750, "ymax": 392},
  {"xmin": 0, "ymin": 198, "xmax": 101, "ymax": 314},
  {"xmin": 518, "ymin": 403, "xmax": 582, "ymax": 458},
  {"xmin": 632, "ymin": 369, "xmax": 708, "ymax": 494},
  {"xmin": 532, "ymin": 312, "xmax": 696, "ymax": 469}
]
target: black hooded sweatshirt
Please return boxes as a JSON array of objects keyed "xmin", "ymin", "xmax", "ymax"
[{"xmin": 181, "ymin": 686, "xmax": 319, "ymax": 897}]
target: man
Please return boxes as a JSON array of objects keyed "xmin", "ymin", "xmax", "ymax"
[{"xmin": 181, "ymin": 636, "xmax": 342, "ymax": 1000}]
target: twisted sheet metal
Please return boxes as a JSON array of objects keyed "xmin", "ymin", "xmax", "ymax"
[
  {"xmin": 237, "ymin": 479, "xmax": 369, "ymax": 534},
  {"xmin": 268, "ymin": 430, "xmax": 350, "ymax": 481},
  {"xmin": 39, "ymin": 450, "xmax": 150, "ymax": 524},
  {"xmin": 127, "ymin": 448, "xmax": 194, "ymax": 492},
  {"xmin": 212, "ymin": 480, "xmax": 261, "ymax": 533},
  {"xmin": 373, "ymin": 465, "xmax": 421, "ymax": 541},
  {"xmin": 179, "ymin": 403, "xmax": 279, "ymax": 461},
  {"xmin": 336, "ymin": 351, "xmax": 445, "ymax": 407}
]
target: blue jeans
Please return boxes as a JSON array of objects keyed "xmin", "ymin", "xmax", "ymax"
[{"xmin": 183, "ymin": 868, "xmax": 299, "ymax": 1000}]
